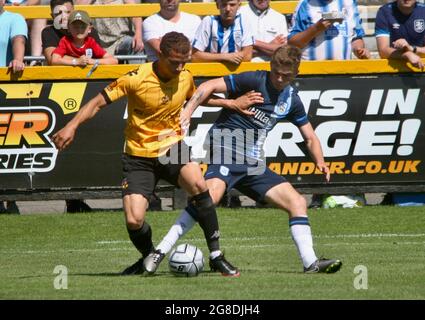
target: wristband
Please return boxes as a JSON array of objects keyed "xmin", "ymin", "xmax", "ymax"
[{"xmin": 72, "ymin": 58, "xmax": 77, "ymax": 66}]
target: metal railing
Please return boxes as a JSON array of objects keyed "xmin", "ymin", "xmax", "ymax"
[{"xmin": 23, "ymin": 54, "xmax": 148, "ymax": 64}]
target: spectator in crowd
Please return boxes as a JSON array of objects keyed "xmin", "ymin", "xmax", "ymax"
[
  {"xmin": 375, "ymin": 0, "xmax": 425, "ymax": 205},
  {"xmin": 51, "ymin": 10, "xmax": 118, "ymax": 66},
  {"xmin": 191, "ymin": 0, "xmax": 254, "ymax": 64},
  {"xmin": 0, "ymin": 0, "xmax": 27, "ymax": 214},
  {"xmin": 288, "ymin": 0, "xmax": 370, "ymax": 208},
  {"xmin": 0, "ymin": 0, "xmax": 27, "ymax": 71},
  {"xmin": 288, "ymin": 0, "xmax": 370, "ymax": 60},
  {"xmin": 239, "ymin": 0, "xmax": 288, "ymax": 62},
  {"xmin": 75, "ymin": 0, "xmax": 143, "ymax": 64},
  {"xmin": 42, "ymin": 0, "xmax": 102, "ymax": 65},
  {"xmin": 5, "ymin": 0, "xmax": 47, "ymax": 65},
  {"xmin": 375, "ymin": 0, "xmax": 425, "ymax": 69},
  {"xmin": 142, "ymin": 0, "xmax": 201, "ymax": 62}
]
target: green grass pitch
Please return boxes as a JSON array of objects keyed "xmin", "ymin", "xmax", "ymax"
[{"xmin": 0, "ymin": 206, "xmax": 424, "ymax": 300}]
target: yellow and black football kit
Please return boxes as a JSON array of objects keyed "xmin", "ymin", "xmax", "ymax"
[
  {"xmin": 101, "ymin": 63, "xmax": 196, "ymax": 158},
  {"xmin": 101, "ymin": 63, "xmax": 196, "ymax": 199}
]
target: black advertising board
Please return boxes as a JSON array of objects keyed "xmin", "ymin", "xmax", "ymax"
[{"xmin": 0, "ymin": 73, "xmax": 424, "ymax": 193}]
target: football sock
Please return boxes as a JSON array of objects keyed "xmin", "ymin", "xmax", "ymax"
[
  {"xmin": 127, "ymin": 222, "xmax": 154, "ymax": 258},
  {"xmin": 156, "ymin": 209, "xmax": 196, "ymax": 255},
  {"xmin": 289, "ymin": 216, "xmax": 318, "ymax": 268},
  {"xmin": 187, "ymin": 190, "xmax": 220, "ymax": 252}
]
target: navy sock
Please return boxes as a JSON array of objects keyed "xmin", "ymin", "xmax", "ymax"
[{"xmin": 186, "ymin": 190, "xmax": 220, "ymax": 252}]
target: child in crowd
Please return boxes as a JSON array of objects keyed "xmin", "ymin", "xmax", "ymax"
[{"xmin": 52, "ymin": 10, "xmax": 117, "ymax": 66}]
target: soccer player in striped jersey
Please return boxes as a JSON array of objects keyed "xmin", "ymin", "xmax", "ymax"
[
  {"xmin": 144, "ymin": 45, "xmax": 343, "ymax": 275},
  {"xmin": 288, "ymin": 0, "xmax": 370, "ymax": 61},
  {"xmin": 192, "ymin": 0, "xmax": 254, "ymax": 65},
  {"xmin": 51, "ymin": 32, "xmax": 239, "ymax": 276}
]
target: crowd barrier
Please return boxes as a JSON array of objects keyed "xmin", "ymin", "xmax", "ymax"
[
  {"xmin": 1, "ymin": 60, "xmax": 425, "ymax": 205},
  {"xmin": 5, "ymin": 2, "xmax": 298, "ymax": 18}
]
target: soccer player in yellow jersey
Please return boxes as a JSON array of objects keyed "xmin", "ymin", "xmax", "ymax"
[{"xmin": 52, "ymin": 32, "xmax": 239, "ymax": 276}]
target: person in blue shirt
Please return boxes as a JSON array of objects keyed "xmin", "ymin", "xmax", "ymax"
[
  {"xmin": 191, "ymin": 0, "xmax": 254, "ymax": 65},
  {"xmin": 144, "ymin": 45, "xmax": 343, "ymax": 275},
  {"xmin": 0, "ymin": 0, "xmax": 27, "ymax": 72},
  {"xmin": 0, "ymin": 0, "xmax": 27, "ymax": 214},
  {"xmin": 375, "ymin": 0, "xmax": 425, "ymax": 69},
  {"xmin": 288, "ymin": 0, "xmax": 370, "ymax": 60}
]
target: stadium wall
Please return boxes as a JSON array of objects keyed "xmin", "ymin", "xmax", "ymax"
[{"xmin": 1, "ymin": 60, "xmax": 425, "ymax": 202}]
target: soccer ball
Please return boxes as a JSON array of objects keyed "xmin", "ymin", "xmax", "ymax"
[{"xmin": 168, "ymin": 243, "xmax": 204, "ymax": 277}]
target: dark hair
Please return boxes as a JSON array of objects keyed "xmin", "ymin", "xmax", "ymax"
[
  {"xmin": 271, "ymin": 45, "xmax": 302, "ymax": 69},
  {"xmin": 50, "ymin": 0, "xmax": 74, "ymax": 11},
  {"xmin": 160, "ymin": 32, "xmax": 191, "ymax": 57}
]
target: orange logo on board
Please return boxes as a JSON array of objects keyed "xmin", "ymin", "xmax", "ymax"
[{"xmin": 0, "ymin": 107, "xmax": 58, "ymax": 173}]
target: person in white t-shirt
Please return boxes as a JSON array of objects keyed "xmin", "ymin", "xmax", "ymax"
[
  {"xmin": 192, "ymin": 0, "xmax": 254, "ymax": 64},
  {"xmin": 239, "ymin": 0, "xmax": 288, "ymax": 62},
  {"xmin": 142, "ymin": 0, "xmax": 201, "ymax": 62}
]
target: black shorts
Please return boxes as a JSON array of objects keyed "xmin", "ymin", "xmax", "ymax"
[{"xmin": 121, "ymin": 141, "xmax": 191, "ymax": 202}]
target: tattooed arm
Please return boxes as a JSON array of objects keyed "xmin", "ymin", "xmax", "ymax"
[
  {"xmin": 180, "ymin": 77, "xmax": 263, "ymax": 132},
  {"xmin": 180, "ymin": 78, "xmax": 226, "ymax": 131}
]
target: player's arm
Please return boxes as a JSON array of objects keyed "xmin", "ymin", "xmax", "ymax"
[
  {"xmin": 51, "ymin": 93, "xmax": 107, "ymax": 151},
  {"xmin": 184, "ymin": 77, "xmax": 259, "ymax": 116},
  {"xmin": 181, "ymin": 78, "xmax": 225, "ymax": 129},
  {"xmin": 299, "ymin": 122, "xmax": 330, "ymax": 182},
  {"xmin": 207, "ymin": 90, "xmax": 261, "ymax": 116}
]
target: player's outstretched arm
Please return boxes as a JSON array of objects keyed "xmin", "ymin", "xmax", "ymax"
[
  {"xmin": 219, "ymin": 90, "xmax": 262, "ymax": 116},
  {"xmin": 299, "ymin": 122, "xmax": 330, "ymax": 182},
  {"xmin": 51, "ymin": 93, "xmax": 107, "ymax": 151},
  {"xmin": 180, "ymin": 78, "xmax": 227, "ymax": 130}
]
